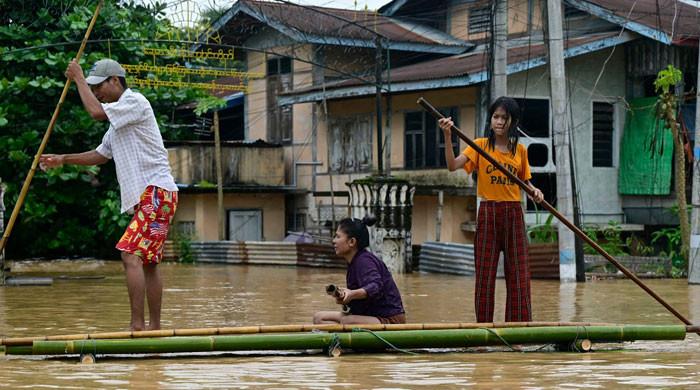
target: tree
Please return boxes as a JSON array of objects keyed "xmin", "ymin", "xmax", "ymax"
[
  {"xmin": 654, "ymin": 65, "xmax": 689, "ymax": 268},
  {"xmin": 0, "ymin": 0, "xmax": 206, "ymax": 258}
]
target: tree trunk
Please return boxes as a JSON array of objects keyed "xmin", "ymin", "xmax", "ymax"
[{"xmin": 668, "ymin": 111, "xmax": 690, "ymax": 264}]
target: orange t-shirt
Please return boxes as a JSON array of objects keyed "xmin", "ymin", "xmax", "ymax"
[{"xmin": 462, "ymin": 138, "xmax": 531, "ymax": 202}]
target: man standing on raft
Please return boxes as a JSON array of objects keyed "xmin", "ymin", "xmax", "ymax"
[{"xmin": 40, "ymin": 58, "xmax": 178, "ymax": 331}]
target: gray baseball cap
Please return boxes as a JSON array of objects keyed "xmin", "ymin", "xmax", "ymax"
[{"xmin": 85, "ymin": 59, "xmax": 126, "ymax": 85}]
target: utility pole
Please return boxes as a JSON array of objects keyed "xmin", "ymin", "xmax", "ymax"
[
  {"xmin": 491, "ymin": 0, "xmax": 508, "ymax": 100},
  {"xmin": 375, "ymin": 36, "xmax": 384, "ymax": 176},
  {"xmin": 547, "ymin": 0, "xmax": 576, "ymax": 282},
  {"xmin": 385, "ymin": 46, "xmax": 392, "ymax": 177},
  {"xmin": 689, "ymin": 46, "xmax": 700, "ymax": 284},
  {"xmin": 213, "ymin": 112, "xmax": 225, "ymax": 241}
]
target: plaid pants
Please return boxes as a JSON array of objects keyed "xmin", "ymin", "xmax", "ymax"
[{"xmin": 474, "ymin": 201, "xmax": 532, "ymax": 322}]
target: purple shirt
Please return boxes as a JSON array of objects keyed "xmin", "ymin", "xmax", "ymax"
[{"xmin": 346, "ymin": 249, "xmax": 405, "ymax": 318}]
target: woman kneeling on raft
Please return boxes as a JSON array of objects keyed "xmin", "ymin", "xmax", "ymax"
[{"xmin": 313, "ymin": 216, "xmax": 406, "ymax": 325}]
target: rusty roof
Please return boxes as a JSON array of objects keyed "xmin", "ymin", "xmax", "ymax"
[
  {"xmin": 286, "ymin": 32, "xmax": 622, "ymax": 95},
  {"xmin": 554, "ymin": 0, "xmax": 699, "ymax": 44},
  {"xmin": 206, "ymin": 0, "xmax": 470, "ymax": 52}
]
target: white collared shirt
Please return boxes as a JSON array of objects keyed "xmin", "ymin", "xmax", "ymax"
[{"xmin": 95, "ymin": 88, "xmax": 178, "ymax": 213}]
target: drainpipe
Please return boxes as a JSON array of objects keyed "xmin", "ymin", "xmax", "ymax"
[{"xmin": 436, "ymin": 190, "xmax": 444, "ymax": 242}]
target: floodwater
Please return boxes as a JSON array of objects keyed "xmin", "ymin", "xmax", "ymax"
[{"xmin": 2, "ymin": 260, "xmax": 700, "ymax": 389}]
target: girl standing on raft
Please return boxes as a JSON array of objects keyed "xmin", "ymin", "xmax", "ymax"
[
  {"xmin": 439, "ymin": 96, "xmax": 544, "ymax": 322},
  {"xmin": 313, "ymin": 216, "xmax": 406, "ymax": 325}
]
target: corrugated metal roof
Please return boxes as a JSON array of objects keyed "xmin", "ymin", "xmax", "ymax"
[
  {"xmin": 568, "ymin": 0, "xmax": 700, "ymax": 44},
  {"xmin": 208, "ymin": 0, "xmax": 470, "ymax": 50},
  {"xmin": 286, "ymin": 32, "xmax": 621, "ymax": 94}
]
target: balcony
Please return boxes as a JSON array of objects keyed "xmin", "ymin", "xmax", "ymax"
[{"xmin": 167, "ymin": 140, "xmax": 286, "ymax": 188}]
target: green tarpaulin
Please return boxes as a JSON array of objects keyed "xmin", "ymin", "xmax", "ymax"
[{"xmin": 618, "ymin": 97, "xmax": 673, "ymax": 195}]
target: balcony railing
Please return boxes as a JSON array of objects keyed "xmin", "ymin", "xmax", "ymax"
[{"xmin": 167, "ymin": 141, "xmax": 286, "ymax": 187}]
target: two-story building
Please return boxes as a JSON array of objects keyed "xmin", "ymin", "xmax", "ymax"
[{"xmin": 171, "ymin": 0, "xmax": 699, "ymax": 246}]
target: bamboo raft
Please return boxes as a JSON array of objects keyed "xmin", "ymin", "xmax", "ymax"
[{"xmin": 0, "ymin": 322, "xmax": 689, "ymax": 359}]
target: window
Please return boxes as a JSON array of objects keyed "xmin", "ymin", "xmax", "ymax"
[
  {"xmin": 512, "ymin": 97, "xmax": 556, "ymax": 211},
  {"xmin": 328, "ymin": 116, "xmax": 372, "ymax": 173},
  {"xmin": 267, "ymin": 57, "xmax": 291, "ymax": 76},
  {"xmin": 526, "ymin": 173, "xmax": 557, "ymax": 211},
  {"xmin": 404, "ymin": 108, "xmax": 459, "ymax": 169},
  {"xmin": 267, "ymin": 57, "xmax": 293, "ymax": 144},
  {"xmin": 176, "ymin": 221, "xmax": 195, "ymax": 237},
  {"xmin": 592, "ymin": 102, "xmax": 615, "ymax": 167},
  {"xmin": 514, "ymin": 98, "xmax": 549, "ymax": 137},
  {"xmin": 468, "ymin": 6, "xmax": 491, "ymax": 35},
  {"xmin": 227, "ymin": 210, "xmax": 262, "ymax": 241}
]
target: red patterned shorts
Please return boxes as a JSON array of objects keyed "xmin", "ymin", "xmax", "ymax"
[{"xmin": 116, "ymin": 186, "xmax": 178, "ymax": 265}]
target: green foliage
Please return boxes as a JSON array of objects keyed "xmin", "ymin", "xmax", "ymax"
[
  {"xmin": 527, "ymin": 213, "xmax": 557, "ymax": 244},
  {"xmin": 172, "ymin": 230, "xmax": 195, "ymax": 263},
  {"xmin": 653, "ymin": 65, "xmax": 683, "ymax": 95},
  {"xmin": 194, "ymin": 96, "xmax": 227, "ymax": 117},
  {"xmin": 583, "ymin": 221, "xmax": 628, "ymax": 257},
  {"xmin": 196, "ymin": 180, "xmax": 217, "ymax": 188},
  {"xmin": 0, "ymin": 1, "xmax": 206, "ymax": 258},
  {"xmin": 651, "ymin": 226, "xmax": 685, "ymax": 276},
  {"xmin": 625, "ymin": 235, "xmax": 654, "ymax": 257}
]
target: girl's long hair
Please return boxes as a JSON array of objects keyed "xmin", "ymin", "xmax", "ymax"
[
  {"xmin": 484, "ymin": 96, "xmax": 521, "ymax": 155},
  {"xmin": 337, "ymin": 215, "xmax": 377, "ymax": 250}
]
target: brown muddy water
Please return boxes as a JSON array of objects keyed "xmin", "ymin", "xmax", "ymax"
[{"xmin": 2, "ymin": 260, "xmax": 700, "ymax": 389}]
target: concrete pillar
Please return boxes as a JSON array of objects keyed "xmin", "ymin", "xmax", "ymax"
[{"xmin": 348, "ymin": 176, "xmax": 415, "ymax": 273}]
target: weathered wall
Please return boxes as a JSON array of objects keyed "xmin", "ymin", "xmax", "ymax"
[
  {"xmin": 172, "ymin": 193, "xmax": 286, "ymax": 241},
  {"xmin": 246, "ymin": 50, "xmax": 267, "ymax": 141},
  {"xmin": 448, "ymin": 0, "xmax": 543, "ymax": 41},
  {"xmin": 168, "ymin": 145, "xmax": 285, "ymax": 186},
  {"xmin": 412, "ymin": 194, "xmax": 475, "ymax": 244},
  {"xmin": 311, "ymin": 87, "xmax": 479, "ymax": 245},
  {"xmin": 508, "ymin": 47, "xmax": 627, "ymax": 224}
]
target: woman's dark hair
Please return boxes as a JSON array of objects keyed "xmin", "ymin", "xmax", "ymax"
[
  {"xmin": 337, "ymin": 215, "xmax": 377, "ymax": 250},
  {"xmin": 484, "ymin": 96, "xmax": 521, "ymax": 155}
]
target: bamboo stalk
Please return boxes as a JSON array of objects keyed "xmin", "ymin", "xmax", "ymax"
[
  {"xmin": 0, "ymin": 321, "xmax": 614, "ymax": 346},
  {"xmin": 0, "ymin": 0, "xmax": 104, "ymax": 254},
  {"xmin": 417, "ymin": 97, "xmax": 695, "ymax": 328},
  {"xmin": 15, "ymin": 325, "xmax": 685, "ymax": 356}
]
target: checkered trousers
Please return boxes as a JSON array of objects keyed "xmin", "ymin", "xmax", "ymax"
[{"xmin": 474, "ymin": 201, "xmax": 532, "ymax": 323}]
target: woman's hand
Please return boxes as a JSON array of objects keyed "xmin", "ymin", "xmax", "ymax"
[
  {"xmin": 337, "ymin": 288, "xmax": 359, "ymax": 305},
  {"xmin": 438, "ymin": 117, "xmax": 453, "ymax": 138},
  {"xmin": 335, "ymin": 288, "xmax": 348, "ymax": 305},
  {"xmin": 529, "ymin": 186, "xmax": 544, "ymax": 203}
]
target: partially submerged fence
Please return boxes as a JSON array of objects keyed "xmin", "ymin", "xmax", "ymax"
[
  {"xmin": 162, "ymin": 240, "xmax": 596, "ymax": 279},
  {"xmin": 163, "ymin": 241, "xmax": 345, "ymax": 268},
  {"xmin": 418, "ymin": 241, "xmax": 475, "ymax": 276},
  {"xmin": 417, "ymin": 241, "xmax": 560, "ymax": 279}
]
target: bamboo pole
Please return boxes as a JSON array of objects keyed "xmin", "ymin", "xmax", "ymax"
[
  {"xmin": 0, "ymin": 321, "xmax": 614, "ymax": 346},
  {"xmin": 417, "ymin": 97, "xmax": 696, "ymax": 327},
  {"xmin": 0, "ymin": 0, "xmax": 104, "ymax": 254},
  {"xmin": 556, "ymin": 338, "xmax": 592, "ymax": 352},
  {"xmin": 8, "ymin": 325, "xmax": 685, "ymax": 356}
]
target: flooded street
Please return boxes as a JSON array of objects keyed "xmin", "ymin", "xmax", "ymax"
[{"xmin": 2, "ymin": 260, "xmax": 700, "ymax": 388}]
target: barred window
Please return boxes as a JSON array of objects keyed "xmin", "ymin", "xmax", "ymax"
[
  {"xmin": 267, "ymin": 57, "xmax": 293, "ymax": 144},
  {"xmin": 468, "ymin": 6, "xmax": 491, "ymax": 34},
  {"xmin": 404, "ymin": 107, "xmax": 459, "ymax": 169},
  {"xmin": 592, "ymin": 102, "xmax": 615, "ymax": 167}
]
